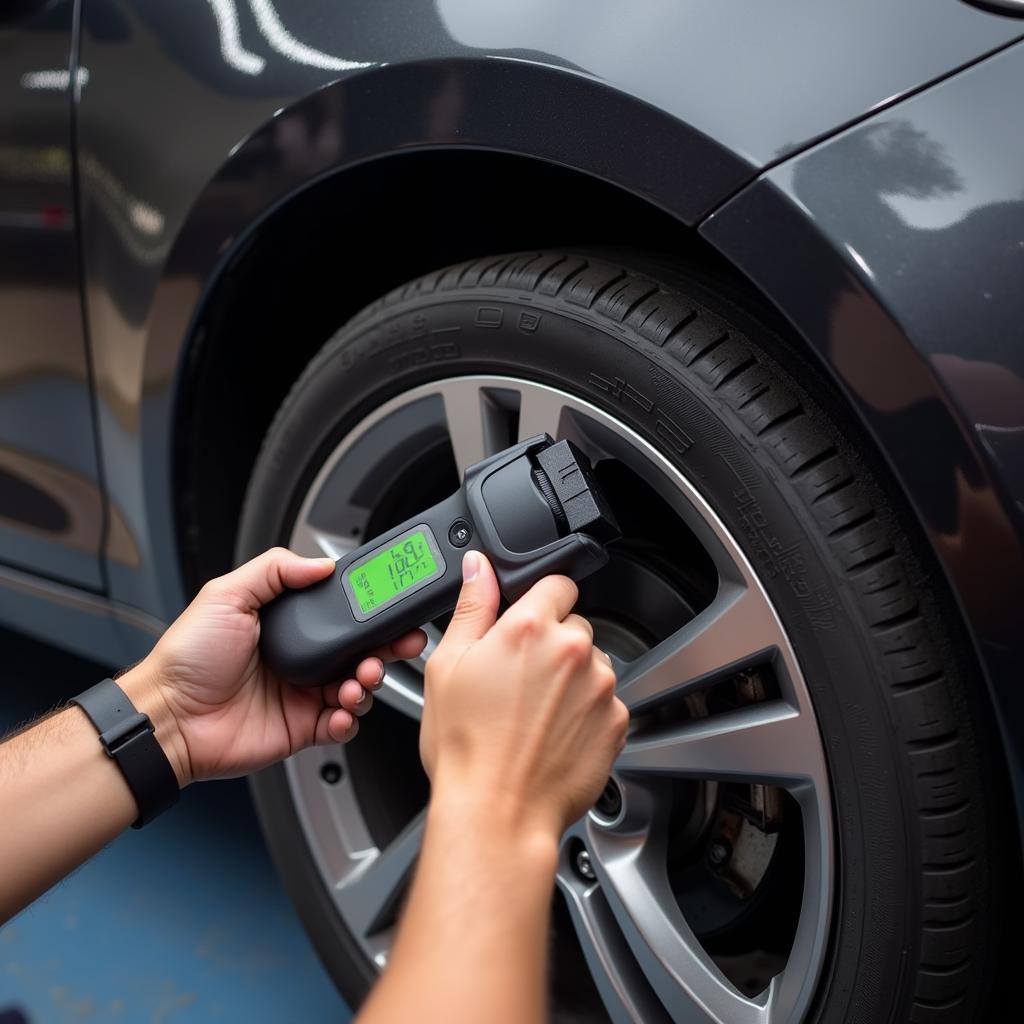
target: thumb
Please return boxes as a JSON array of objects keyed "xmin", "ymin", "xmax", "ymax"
[
  {"xmin": 220, "ymin": 547, "xmax": 336, "ymax": 610},
  {"xmin": 437, "ymin": 550, "xmax": 500, "ymax": 657}
]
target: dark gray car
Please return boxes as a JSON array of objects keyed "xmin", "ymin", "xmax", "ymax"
[{"xmin": 2, "ymin": 2, "xmax": 1023, "ymax": 1020}]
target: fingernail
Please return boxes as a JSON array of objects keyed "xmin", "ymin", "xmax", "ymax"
[
  {"xmin": 356, "ymin": 688, "xmax": 366, "ymax": 705},
  {"xmin": 462, "ymin": 550, "xmax": 480, "ymax": 582},
  {"xmin": 375, "ymin": 662, "xmax": 385, "ymax": 685}
]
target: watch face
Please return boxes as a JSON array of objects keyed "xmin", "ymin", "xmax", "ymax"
[{"xmin": 343, "ymin": 524, "xmax": 446, "ymax": 620}]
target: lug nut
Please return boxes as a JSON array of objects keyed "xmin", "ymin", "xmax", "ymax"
[
  {"xmin": 575, "ymin": 848, "xmax": 597, "ymax": 881},
  {"xmin": 320, "ymin": 762, "xmax": 343, "ymax": 785},
  {"xmin": 595, "ymin": 778, "xmax": 623, "ymax": 820},
  {"xmin": 707, "ymin": 840, "xmax": 731, "ymax": 867}
]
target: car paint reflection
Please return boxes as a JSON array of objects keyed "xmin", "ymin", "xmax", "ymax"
[
  {"xmin": 702, "ymin": 43, "xmax": 1024, "ymax": 828},
  {"xmin": 0, "ymin": 2, "xmax": 104, "ymax": 588}
]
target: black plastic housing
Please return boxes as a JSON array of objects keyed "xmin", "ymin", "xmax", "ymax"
[{"xmin": 259, "ymin": 435, "xmax": 619, "ymax": 687}]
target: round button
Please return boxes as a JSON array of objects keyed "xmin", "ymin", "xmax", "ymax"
[{"xmin": 448, "ymin": 519, "xmax": 473, "ymax": 548}]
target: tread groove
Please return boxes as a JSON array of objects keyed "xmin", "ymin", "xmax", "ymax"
[
  {"xmin": 755, "ymin": 405, "xmax": 803, "ymax": 437},
  {"xmin": 683, "ymin": 331, "xmax": 727, "ymax": 367},
  {"xmin": 826, "ymin": 511, "xmax": 875, "ymax": 539},
  {"xmin": 531, "ymin": 254, "xmax": 569, "ymax": 287},
  {"xmin": 913, "ymin": 995, "xmax": 968, "ymax": 1010},
  {"xmin": 891, "ymin": 671, "xmax": 944, "ymax": 694},
  {"xmin": 789, "ymin": 445, "xmax": 839, "ymax": 480},
  {"xmin": 620, "ymin": 286, "xmax": 660, "ymax": 321},
  {"xmin": 870, "ymin": 608, "xmax": 921, "ymax": 631},
  {"xmin": 810, "ymin": 475, "xmax": 856, "ymax": 505},
  {"xmin": 660, "ymin": 310, "xmax": 701, "ymax": 350},
  {"xmin": 907, "ymin": 732, "xmax": 960, "ymax": 752},
  {"xmin": 848, "ymin": 550, "xmax": 897, "ymax": 575},
  {"xmin": 736, "ymin": 383, "xmax": 771, "ymax": 409},
  {"xmin": 588, "ymin": 271, "xmax": 628, "ymax": 308},
  {"xmin": 712, "ymin": 355, "xmax": 756, "ymax": 391},
  {"xmin": 552, "ymin": 261, "xmax": 589, "ymax": 296}
]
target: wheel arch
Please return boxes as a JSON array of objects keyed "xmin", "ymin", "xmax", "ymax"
[
  {"xmin": 145, "ymin": 56, "xmax": 1022, "ymax": 864},
  {"xmin": 130, "ymin": 56, "xmax": 748, "ymax": 614},
  {"xmin": 166, "ymin": 147, "xmax": 733, "ymax": 596}
]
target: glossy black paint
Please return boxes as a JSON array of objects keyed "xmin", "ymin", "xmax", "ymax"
[
  {"xmin": 71, "ymin": 0, "xmax": 1023, "ymax": 616},
  {"xmin": 0, "ymin": 0, "xmax": 1021, "ymax": 824},
  {"xmin": 702, "ymin": 40, "xmax": 1024, "ymax": 814},
  {"xmin": 0, "ymin": 0, "xmax": 103, "ymax": 589}
]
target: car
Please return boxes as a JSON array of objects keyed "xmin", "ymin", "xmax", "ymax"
[{"xmin": 2, "ymin": 2, "xmax": 1022, "ymax": 1021}]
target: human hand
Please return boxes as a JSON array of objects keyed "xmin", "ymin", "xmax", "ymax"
[
  {"xmin": 119, "ymin": 548, "xmax": 427, "ymax": 786},
  {"xmin": 420, "ymin": 551, "xmax": 628, "ymax": 841}
]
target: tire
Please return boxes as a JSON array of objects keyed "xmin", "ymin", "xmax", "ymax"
[{"xmin": 237, "ymin": 251, "xmax": 1000, "ymax": 1022}]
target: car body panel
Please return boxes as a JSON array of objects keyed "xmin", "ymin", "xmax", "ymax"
[
  {"xmin": 75, "ymin": 0, "xmax": 1023, "ymax": 618},
  {"xmin": 0, "ymin": 0, "xmax": 1020, "ymax": 827},
  {"xmin": 701, "ymin": 39, "xmax": 1024, "ymax": 826},
  {"xmin": 0, "ymin": 0, "xmax": 104, "ymax": 589}
]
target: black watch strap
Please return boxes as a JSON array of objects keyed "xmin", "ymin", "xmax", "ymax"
[{"xmin": 72, "ymin": 678, "xmax": 180, "ymax": 828}]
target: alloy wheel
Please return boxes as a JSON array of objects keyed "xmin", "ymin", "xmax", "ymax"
[{"xmin": 283, "ymin": 375, "xmax": 834, "ymax": 1023}]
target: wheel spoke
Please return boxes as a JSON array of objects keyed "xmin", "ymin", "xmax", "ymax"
[
  {"xmin": 616, "ymin": 701, "xmax": 818, "ymax": 787},
  {"xmin": 763, "ymin": 785, "xmax": 832, "ymax": 1023},
  {"xmin": 289, "ymin": 518, "xmax": 358, "ymax": 560},
  {"xmin": 589, "ymin": 826, "xmax": 766, "ymax": 1024},
  {"xmin": 517, "ymin": 383, "xmax": 568, "ymax": 442},
  {"xmin": 337, "ymin": 812, "xmax": 425, "ymax": 938},
  {"xmin": 557, "ymin": 872, "xmax": 671, "ymax": 1024},
  {"xmin": 616, "ymin": 583, "xmax": 779, "ymax": 712},
  {"xmin": 373, "ymin": 623, "xmax": 441, "ymax": 722},
  {"xmin": 375, "ymin": 668, "xmax": 424, "ymax": 721},
  {"xmin": 405, "ymin": 622, "xmax": 442, "ymax": 674},
  {"xmin": 438, "ymin": 380, "xmax": 492, "ymax": 479}
]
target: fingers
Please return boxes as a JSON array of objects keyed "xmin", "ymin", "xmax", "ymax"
[
  {"xmin": 339, "ymin": 678, "xmax": 374, "ymax": 716},
  {"xmin": 314, "ymin": 642, "xmax": 415, "ymax": 739},
  {"xmin": 324, "ymin": 708, "xmax": 358, "ymax": 744},
  {"xmin": 355, "ymin": 657, "xmax": 385, "ymax": 689},
  {"xmin": 512, "ymin": 573, "xmax": 578, "ymax": 625},
  {"xmin": 322, "ymin": 664, "xmax": 379, "ymax": 717},
  {"xmin": 370, "ymin": 629, "xmax": 427, "ymax": 665},
  {"xmin": 563, "ymin": 613, "xmax": 593, "ymax": 640},
  {"xmin": 564, "ymin": 616, "xmax": 613, "ymax": 669},
  {"xmin": 211, "ymin": 547, "xmax": 336, "ymax": 610},
  {"xmin": 433, "ymin": 551, "xmax": 500, "ymax": 661}
]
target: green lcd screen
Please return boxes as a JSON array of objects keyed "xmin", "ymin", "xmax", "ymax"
[{"xmin": 348, "ymin": 529, "xmax": 440, "ymax": 615}]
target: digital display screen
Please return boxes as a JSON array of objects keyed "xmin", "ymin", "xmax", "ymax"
[{"xmin": 347, "ymin": 529, "xmax": 440, "ymax": 615}]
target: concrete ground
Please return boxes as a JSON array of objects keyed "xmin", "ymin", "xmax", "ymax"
[{"xmin": 0, "ymin": 628, "xmax": 351, "ymax": 1023}]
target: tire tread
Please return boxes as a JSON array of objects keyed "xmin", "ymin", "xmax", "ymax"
[
  {"xmin": 380, "ymin": 252, "xmax": 990, "ymax": 1022},
  {"xmin": 251, "ymin": 250, "xmax": 996, "ymax": 1023}
]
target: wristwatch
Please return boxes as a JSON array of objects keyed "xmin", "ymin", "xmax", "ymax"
[{"xmin": 71, "ymin": 677, "xmax": 180, "ymax": 827}]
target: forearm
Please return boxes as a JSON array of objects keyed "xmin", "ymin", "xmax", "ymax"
[
  {"xmin": 0, "ymin": 670, "xmax": 185, "ymax": 922},
  {"xmin": 357, "ymin": 791, "xmax": 558, "ymax": 1024}
]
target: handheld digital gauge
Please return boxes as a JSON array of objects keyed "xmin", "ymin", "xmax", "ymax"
[{"xmin": 259, "ymin": 435, "xmax": 620, "ymax": 688}]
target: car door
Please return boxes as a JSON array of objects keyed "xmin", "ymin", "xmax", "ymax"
[{"xmin": 0, "ymin": 0, "xmax": 104, "ymax": 590}]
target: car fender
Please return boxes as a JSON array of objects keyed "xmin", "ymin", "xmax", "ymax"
[{"xmin": 701, "ymin": 39, "xmax": 1024, "ymax": 842}]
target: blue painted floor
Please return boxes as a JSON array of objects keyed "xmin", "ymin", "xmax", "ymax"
[{"xmin": 0, "ymin": 629, "xmax": 350, "ymax": 1023}]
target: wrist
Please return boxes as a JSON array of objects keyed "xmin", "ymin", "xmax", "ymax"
[
  {"xmin": 116, "ymin": 662, "xmax": 192, "ymax": 788},
  {"xmin": 427, "ymin": 777, "xmax": 561, "ymax": 871}
]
